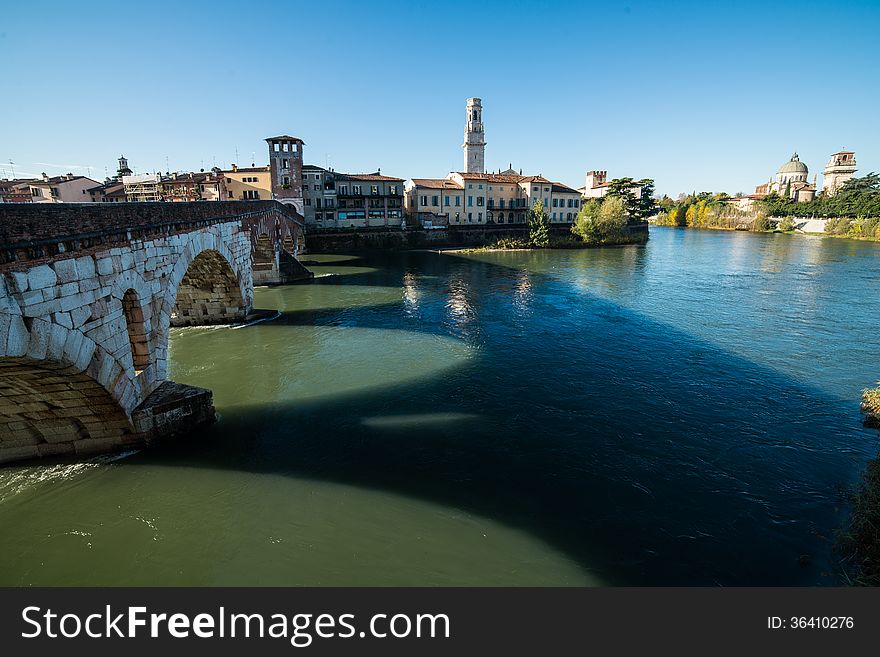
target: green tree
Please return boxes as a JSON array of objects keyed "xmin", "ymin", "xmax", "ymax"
[
  {"xmin": 571, "ymin": 196, "xmax": 627, "ymax": 244},
  {"xmin": 527, "ymin": 199, "xmax": 550, "ymax": 247},
  {"xmin": 605, "ymin": 178, "xmax": 639, "ymax": 220},
  {"xmin": 635, "ymin": 179, "xmax": 658, "ymax": 221}
]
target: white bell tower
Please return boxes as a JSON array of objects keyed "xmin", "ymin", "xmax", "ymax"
[{"xmin": 462, "ymin": 98, "xmax": 486, "ymax": 173}]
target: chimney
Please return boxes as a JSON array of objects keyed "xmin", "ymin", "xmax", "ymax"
[
  {"xmin": 41, "ymin": 172, "xmax": 49, "ymax": 182},
  {"xmin": 231, "ymin": 163, "xmax": 237, "ymax": 172}
]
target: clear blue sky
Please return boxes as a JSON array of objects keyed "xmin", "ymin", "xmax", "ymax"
[{"xmin": 2, "ymin": 0, "xmax": 878, "ymax": 196}]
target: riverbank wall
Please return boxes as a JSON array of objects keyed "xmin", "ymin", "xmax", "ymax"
[{"xmin": 306, "ymin": 223, "xmax": 648, "ymax": 252}]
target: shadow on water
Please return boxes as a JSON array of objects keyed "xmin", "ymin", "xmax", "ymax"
[{"xmin": 128, "ymin": 242, "xmax": 880, "ymax": 586}]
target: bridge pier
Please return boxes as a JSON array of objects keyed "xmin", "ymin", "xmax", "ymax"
[{"xmin": 0, "ymin": 201, "xmax": 310, "ymax": 465}]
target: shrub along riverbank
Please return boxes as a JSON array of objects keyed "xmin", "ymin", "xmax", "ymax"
[
  {"xmin": 837, "ymin": 385, "xmax": 880, "ymax": 586},
  {"xmin": 654, "ymin": 173, "xmax": 880, "ymax": 241}
]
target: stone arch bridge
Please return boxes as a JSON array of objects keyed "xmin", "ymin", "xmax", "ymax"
[{"xmin": 0, "ymin": 201, "xmax": 310, "ymax": 464}]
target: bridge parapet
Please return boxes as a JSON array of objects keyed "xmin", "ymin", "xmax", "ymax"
[{"xmin": 0, "ymin": 201, "xmax": 311, "ymax": 464}]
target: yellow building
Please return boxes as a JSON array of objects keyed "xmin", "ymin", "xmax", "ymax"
[{"xmin": 221, "ymin": 164, "xmax": 272, "ymax": 201}]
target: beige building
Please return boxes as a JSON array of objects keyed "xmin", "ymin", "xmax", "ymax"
[
  {"xmin": 221, "ymin": 165, "xmax": 272, "ymax": 201},
  {"xmin": 822, "ymin": 151, "xmax": 857, "ymax": 196},
  {"xmin": 406, "ymin": 172, "xmax": 581, "ymax": 226},
  {"xmin": 29, "ymin": 173, "xmax": 100, "ymax": 203}
]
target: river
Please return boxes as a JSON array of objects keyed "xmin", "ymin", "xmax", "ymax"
[{"xmin": 1, "ymin": 226, "xmax": 878, "ymax": 585}]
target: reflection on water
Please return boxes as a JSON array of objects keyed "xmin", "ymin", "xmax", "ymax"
[{"xmin": 1, "ymin": 227, "xmax": 879, "ymax": 586}]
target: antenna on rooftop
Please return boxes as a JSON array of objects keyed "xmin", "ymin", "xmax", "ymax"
[
  {"xmin": 8, "ymin": 160, "xmax": 14, "ymax": 178},
  {"xmin": 235, "ymin": 147, "xmax": 239, "ymax": 166}
]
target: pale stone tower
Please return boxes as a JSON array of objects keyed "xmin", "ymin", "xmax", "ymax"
[
  {"xmin": 462, "ymin": 98, "xmax": 486, "ymax": 173},
  {"xmin": 822, "ymin": 150, "xmax": 857, "ymax": 196}
]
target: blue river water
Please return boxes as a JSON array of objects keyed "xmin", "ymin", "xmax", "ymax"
[{"xmin": 0, "ymin": 226, "xmax": 878, "ymax": 585}]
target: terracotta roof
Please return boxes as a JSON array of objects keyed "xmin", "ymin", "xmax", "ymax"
[
  {"xmin": 221, "ymin": 166, "xmax": 269, "ymax": 174},
  {"xmin": 33, "ymin": 175, "xmax": 98, "ymax": 186},
  {"xmin": 411, "ymin": 178, "xmax": 463, "ymax": 189},
  {"xmin": 87, "ymin": 181, "xmax": 125, "ymax": 193},
  {"xmin": 551, "ymin": 182, "xmax": 580, "ymax": 194},
  {"xmin": 454, "ymin": 172, "xmax": 545, "ymax": 184},
  {"xmin": 337, "ymin": 172, "xmax": 404, "ymax": 182}
]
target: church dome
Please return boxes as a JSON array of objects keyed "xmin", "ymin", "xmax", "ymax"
[{"xmin": 778, "ymin": 152, "xmax": 808, "ymax": 175}]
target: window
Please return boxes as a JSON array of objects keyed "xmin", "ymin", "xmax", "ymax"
[
  {"xmin": 455, "ymin": 196, "xmax": 461, "ymax": 206},
  {"xmin": 420, "ymin": 195, "xmax": 427, "ymax": 206},
  {"xmin": 314, "ymin": 184, "xmax": 320, "ymax": 190},
  {"xmin": 552, "ymin": 212, "xmax": 556, "ymax": 220},
  {"xmin": 282, "ymin": 158, "xmax": 289, "ymax": 169},
  {"xmin": 305, "ymin": 198, "xmax": 312, "ymax": 206},
  {"xmin": 544, "ymin": 187, "xmax": 549, "ymax": 192},
  {"xmin": 478, "ymin": 184, "xmax": 483, "ymax": 189},
  {"xmin": 371, "ymin": 185, "xmax": 379, "ymax": 195},
  {"xmin": 316, "ymin": 199, "xmax": 322, "ymax": 208},
  {"xmin": 477, "ymin": 197, "xmax": 484, "ymax": 206},
  {"xmin": 283, "ymin": 176, "xmax": 290, "ymax": 186},
  {"xmin": 552, "ymin": 198, "xmax": 558, "ymax": 207},
  {"xmin": 468, "ymin": 184, "xmax": 473, "ymax": 189},
  {"xmin": 478, "ymin": 212, "xmax": 482, "ymax": 221},
  {"xmin": 468, "ymin": 212, "xmax": 472, "ymax": 221},
  {"xmin": 432, "ymin": 195, "xmax": 439, "ymax": 206},
  {"xmin": 316, "ymin": 212, "xmax": 323, "ymax": 221},
  {"xmin": 444, "ymin": 195, "xmax": 450, "ymax": 206},
  {"xmin": 390, "ymin": 185, "xmax": 398, "ymax": 195},
  {"xmin": 353, "ymin": 185, "xmax": 361, "ymax": 195},
  {"xmin": 468, "ymin": 196, "xmax": 473, "ymax": 207},
  {"xmin": 274, "ymin": 143, "xmax": 280, "ymax": 152},
  {"xmin": 243, "ymin": 190, "xmax": 260, "ymax": 199},
  {"xmin": 339, "ymin": 185, "xmax": 349, "ymax": 195}
]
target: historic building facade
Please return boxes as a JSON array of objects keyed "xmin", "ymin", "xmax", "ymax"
[
  {"xmin": 301, "ymin": 166, "xmax": 404, "ymax": 228},
  {"xmin": 822, "ymin": 151, "xmax": 857, "ymax": 196},
  {"xmin": 29, "ymin": 173, "xmax": 100, "ymax": 203},
  {"xmin": 405, "ymin": 172, "xmax": 580, "ymax": 226}
]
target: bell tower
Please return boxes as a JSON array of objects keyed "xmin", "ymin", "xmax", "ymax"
[{"xmin": 462, "ymin": 98, "xmax": 486, "ymax": 173}]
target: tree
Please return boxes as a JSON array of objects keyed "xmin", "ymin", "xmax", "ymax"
[
  {"xmin": 571, "ymin": 196, "xmax": 627, "ymax": 244},
  {"xmin": 528, "ymin": 199, "xmax": 550, "ymax": 247},
  {"xmin": 605, "ymin": 178, "xmax": 639, "ymax": 222},
  {"xmin": 635, "ymin": 179, "xmax": 658, "ymax": 221}
]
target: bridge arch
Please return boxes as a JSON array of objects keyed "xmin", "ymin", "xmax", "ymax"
[
  {"xmin": 0, "ymin": 356, "xmax": 137, "ymax": 462},
  {"xmin": 154, "ymin": 234, "xmax": 253, "ymax": 382}
]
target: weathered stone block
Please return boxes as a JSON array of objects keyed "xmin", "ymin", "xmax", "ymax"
[
  {"xmin": 96, "ymin": 257, "xmax": 114, "ymax": 276},
  {"xmin": 6, "ymin": 271, "xmax": 29, "ymax": 294},
  {"xmin": 28, "ymin": 265, "xmax": 57, "ymax": 291},
  {"xmin": 52, "ymin": 258, "xmax": 79, "ymax": 284},
  {"xmin": 74, "ymin": 256, "xmax": 96, "ymax": 279},
  {"xmin": 53, "ymin": 311, "xmax": 73, "ymax": 329}
]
